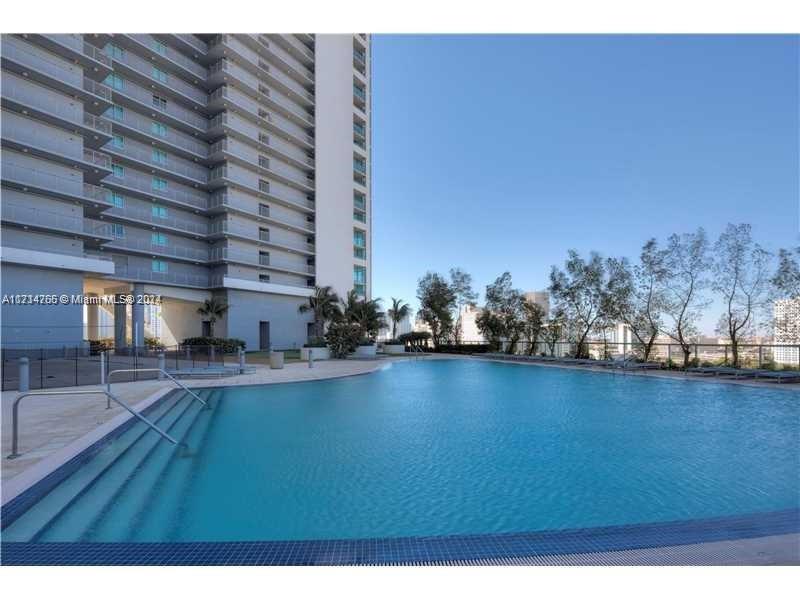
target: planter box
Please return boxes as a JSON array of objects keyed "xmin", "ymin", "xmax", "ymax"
[
  {"xmin": 352, "ymin": 344, "xmax": 377, "ymax": 358},
  {"xmin": 301, "ymin": 347, "xmax": 330, "ymax": 361},
  {"xmin": 383, "ymin": 344, "xmax": 406, "ymax": 355},
  {"xmin": 269, "ymin": 351, "xmax": 284, "ymax": 369}
]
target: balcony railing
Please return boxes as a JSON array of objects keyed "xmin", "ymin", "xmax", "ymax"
[
  {"xmin": 209, "ymin": 219, "xmax": 314, "ymax": 252},
  {"xmin": 105, "ymin": 170, "xmax": 208, "ymax": 210},
  {"xmin": 2, "ymin": 38, "xmax": 83, "ymax": 87},
  {"xmin": 83, "ymin": 78, "xmax": 112, "ymax": 102},
  {"xmin": 83, "ymin": 114, "xmax": 112, "ymax": 135},
  {"xmin": 353, "ymin": 49, "xmax": 366, "ymax": 63},
  {"xmin": 105, "ymin": 236, "xmax": 210, "ymax": 261},
  {"xmin": 107, "ymin": 142, "xmax": 208, "ymax": 184},
  {"xmin": 353, "ymin": 159, "xmax": 367, "ymax": 173},
  {"xmin": 105, "ymin": 205, "xmax": 209, "ymax": 236},
  {"xmin": 108, "ymin": 106, "xmax": 208, "ymax": 158},
  {"xmin": 1, "ymin": 203, "xmax": 83, "ymax": 233},
  {"xmin": 108, "ymin": 77, "xmax": 207, "ymax": 130},
  {"xmin": 353, "ymin": 85, "xmax": 366, "ymax": 101},
  {"xmin": 124, "ymin": 34, "xmax": 207, "ymax": 79},
  {"xmin": 83, "ymin": 42, "xmax": 112, "ymax": 68},
  {"xmin": 84, "ymin": 218, "xmax": 112, "ymax": 237},
  {"xmin": 208, "ymin": 192, "xmax": 314, "ymax": 231},
  {"xmin": 113, "ymin": 265, "xmax": 209, "ymax": 287},
  {"xmin": 83, "ymin": 149, "xmax": 112, "ymax": 170},
  {"xmin": 113, "ymin": 49, "xmax": 208, "ymax": 105},
  {"xmin": 1, "ymin": 161, "xmax": 113, "ymax": 205},
  {"xmin": 210, "ymin": 247, "xmax": 315, "ymax": 273}
]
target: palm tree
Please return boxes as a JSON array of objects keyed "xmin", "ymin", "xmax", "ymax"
[
  {"xmin": 298, "ymin": 285, "xmax": 342, "ymax": 339},
  {"xmin": 387, "ymin": 297, "xmax": 411, "ymax": 341},
  {"xmin": 342, "ymin": 290, "xmax": 387, "ymax": 340},
  {"xmin": 196, "ymin": 298, "xmax": 229, "ymax": 337}
]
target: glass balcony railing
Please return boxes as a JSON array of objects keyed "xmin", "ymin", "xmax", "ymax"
[{"xmin": 353, "ymin": 159, "xmax": 367, "ymax": 173}]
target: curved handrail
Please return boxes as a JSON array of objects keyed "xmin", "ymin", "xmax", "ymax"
[
  {"xmin": 7, "ymin": 389, "xmax": 179, "ymax": 459},
  {"xmin": 106, "ymin": 368, "xmax": 207, "ymax": 408}
]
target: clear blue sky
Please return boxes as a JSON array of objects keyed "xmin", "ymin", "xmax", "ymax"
[{"xmin": 371, "ymin": 35, "xmax": 799, "ymax": 334}]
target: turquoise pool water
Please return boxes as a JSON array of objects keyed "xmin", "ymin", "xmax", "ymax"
[{"xmin": 5, "ymin": 359, "xmax": 799, "ymax": 543}]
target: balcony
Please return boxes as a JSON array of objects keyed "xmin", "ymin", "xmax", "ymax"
[
  {"xmin": 105, "ymin": 170, "xmax": 208, "ymax": 211},
  {"xmin": 106, "ymin": 76, "xmax": 207, "ymax": 132},
  {"xmin": 105, "ymin": 235, "xmax": 210, "ymax": 262},
  {"xmin": 353, "ymin": 84, "xmax": 366, "ymax": 103},
  {"xmin": 353, "ymin": 48, "xmax": 366, "ymax": 75},
  {"xmin": 1, "ymin": 160, "xmax": 113, "ymax": 208},
  {"xmin": 207, "ymin": 192, "xmax": 315, "ymax": 234},
  {"xmin": 1, "ymin": 203, "xmax": 113, "ymax": 241},
  {"xmin": 210, "ymin": 247, "xmax": 315, "ymax": 275},
  {"xmin": 107, "ymin": 106, "xmax": 208, "ymax": 159},
  {"xmin": 208, "ymin": 138, "xmax": 314, "ymax": 193},
  {"xmin": 83, "ymin": 148, "xmax": 112, "ymax": 170},
  {"xmin": 105, "ymin": 205, "xmax": 209, "ymax": 237},
  {"xmin": 208, "ymin": 220, "xmax": 315, "ymax": 254},
  {"xmin": 110, "ymin": 48, "xmax": 208, "ymax": 106},
  {"xmin": 105, "ymin": 142, "xmax": 208, "ymax": 187},
  {"xmin": 205, "ymin": 165, "xmax": 314, "ymax": 212},
  {"xmin": 353, "ymin": 122, "xmax": 366, "ymax": 138},
  {"xmin": 111, "ymin": 264, "xmax": 209, "ymax": 288},
  {"xmin": 122, "ymin": 34, "xmax": 208, "ymax": 80},
  {"xmin": 353, "ymin": 158, "xmax": 367, "ymax": 174}
]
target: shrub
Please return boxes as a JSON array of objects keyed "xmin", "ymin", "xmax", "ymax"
[
  {"xmin": 181, "ymin": 336, "xmax": 246, "ymax": 352},
  {"xmin": 145, "ymin": 336, "xmax": 165, "ymax": 350},
  {"xmin": 89, "ymin": 338, "xmax": 114, "ymax": 355},
  {"xmin": 383, "ymin": 339, "xmax": 403, "ymax": 345},
  {"xmin": 325, "ymin": 322, "xmax": 361, "ymax": 358},
  {"xmin": 304, "ymin": 336, "xmax": 327, "ymax": 348}
]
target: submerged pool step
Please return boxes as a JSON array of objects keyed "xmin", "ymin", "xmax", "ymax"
[
  {"xmin": 33, "ymin": 391, "xmax": 210, "ymax": 542},
  {"xmin": 84, "ymin": 389, "xmax": 222, "ymax": 541},
  {"xmin": 2, "ymin": 391, "xmax": 189, "ymax": 542}
]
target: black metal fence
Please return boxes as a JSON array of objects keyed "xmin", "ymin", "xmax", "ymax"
[{"xmin": 1, "ymin": 345, "xmax": 240, "ymax": 391}]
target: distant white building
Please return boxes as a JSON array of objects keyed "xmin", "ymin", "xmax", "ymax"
[
  {"xmin": 458, "ymin": 304, "xmax": 485, "ymax": 342},
  {"xmin": 524, "ymin": 290, "xmax": 550, "ymax": 316},
  {"xmin": 774, "ymin": 298, "xmax": 800, "ymax": 366},
  {"xmin": 379, "ymin": 313, "xmax": 413, "ymax": 341}
]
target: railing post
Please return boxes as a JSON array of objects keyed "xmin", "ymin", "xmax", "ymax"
[
  {"xmin": 18, "ymin": 357, "xmax": 29, "ymax": 393},
  {"xmin": 308, "ymin": 348, "xmax": 314, "ymax": 369},
  {"xmin": 158, "ymin": 352, "xmax": 166, "ymax": 380},
  {"xmin": 100, "ymin": 351, "xmax": 106, "ymax": 385},
  {"xmin": 239, "ymin": 349, "xmax": 246, "ymax": 374}
]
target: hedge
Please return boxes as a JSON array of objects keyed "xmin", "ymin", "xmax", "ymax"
[{"xmin": 181, "ymin": 337, "xmax": 246, "ymax": 352}]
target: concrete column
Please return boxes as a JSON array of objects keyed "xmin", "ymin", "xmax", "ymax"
[
  {"xmin": 131, "ymin": 284, "xmax": 144, "ymax": 349},
  {"xmin": 114, "ymin": 298, "xmax": 127, "ymax": 350},
  {"xmin": 86, "ymin": 293, "xmax": 100, "ymax": 340},
  {"xmin": 158, "ymin": 352, "xmax": 165, "ymax": 380},
  {"xmin": 19, "ymin": 357, "xmax": 30, "ymax": 393}
]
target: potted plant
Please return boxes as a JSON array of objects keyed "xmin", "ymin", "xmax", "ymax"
[{"xmin": 300, "ymin": 336, "xmax": 330, "ymax": 360}]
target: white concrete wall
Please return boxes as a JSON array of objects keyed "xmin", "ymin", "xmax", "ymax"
[{"xmin": 314, "ymin": 34, "xmax": 371, "ymax": 300}]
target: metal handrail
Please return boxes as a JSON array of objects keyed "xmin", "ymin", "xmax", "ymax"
[
  {"xmin": 7, "ymin": 389, "xmax": 179, "ymax": 459},
  {"xmin": 106, "ymin": 368, "xmax": 207, "ymax": 408}
]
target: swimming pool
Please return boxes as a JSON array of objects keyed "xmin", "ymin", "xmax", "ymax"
[{"xmin": 2, "ymin": 359, "xmax": 799, "ymax": 563}]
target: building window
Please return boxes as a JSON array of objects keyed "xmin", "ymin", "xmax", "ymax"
[
  {"xmin": 151, "ymin": 232, "xmax": 167, "ymax": 246},
  {"xmin": 152, "ymin": 204, "xmax": 168, "ymax": 218},
  {"xmin": 104, "ymin": 73, "xmax": 124, "ymax": 90},
  {"xmin": 354, "ymin": 210, "xmax": 366, "ymax": 223},
  {"xmin": 353, "ymin": 228, "xmax": 366, "ymax": 248},
  {"xmin": 151, "ymin": 121, "xmax": 167, "ymax": 137},
  {"xmin": 152, "ymin": 40, "xmax": 167, "ymax": 55},
  {"xmin": 258, "ymin": 155, "xmax": 269, "ymax": 169},
  {"xmin": 259, "ymin": 273, "xmax": 270, "ymax": 282},
  {"xmin": 259, "ymin": 179, "xmax": 270, "ymax": 193},
  {"xmin": 111, "ymin": 163, "xmax": 124, "ymax": 178},
  {"xmin": 107, "ymin": 105, "xmax": 124, "ymax": 121},
  {"xmin": 152, "ymin": 66, "xmax": 168, "ymax": 83},
  {"xmin": 258, "ymin": 203, "xmax": 270, "ymax": 217},
  {"xmin": 259, "ymin": 227, "xmax": 269, "ymax": 242},
  {"xmin": 151, "ymin": 177, "xmax": 168, "ymax": 191},
  {"xmin": 353, "ymin": 265, "xmax": 366, "ymax": 296},
  {"xmin": 259, "ymin": 251, "xmax": 270, "ymax": 266},
  {"xmin": 151, "ymin": 259, "xmax": 168, "ymax": 273},
  {"xmin": 259, "ymin": 132, "xmax": 269, "ymax": 145},
  {"xmin": 152, "ymin": 149, "xmax": 167, "ymax": 165},
  {"xmin": 152, "ymin": 94, "xmax": 167, "ymax": 110},
  {"xmin": 111, "ymin": 223, "xmax": 125, "ymax": 238},
  {"xmin": 104, "ymin": 44, "xmax": 124, "ymax": 60},
  {"xmin": 111, "ymin": 192, "xmax": 125, "ymax": 208},
  {"xmin": 112, "ymin": 135, "xmax": 125, "ymax": 148}
]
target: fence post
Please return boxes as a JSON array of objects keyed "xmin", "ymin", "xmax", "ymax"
[
  {"xmin": 158, "ymin": 352, "xmax": 166, "ymax": 380},
  {"xmin": 100, "ymin": 351, "xmax": 106, "ymax": 385},
  {"xmin": 239, "ymin": 349, "xmax": 246, "ymax": 374},
  {"xmin": 210, "ymin": 345, "xmax": 215, "ymax": 363},
  {"xmin": 75, "ymin": 350, "xmax": 79, "ymax": 386},
  {"xmin": 40, "ymin": 348, "xmax": 44, "ymax": 388},
  {"xmin": 308, "ymin": 348, "xmax": 314, "ymax": 369},
  {"xmin": 19, "ymin": 357, "xmax": 30, "ymax": 393}
]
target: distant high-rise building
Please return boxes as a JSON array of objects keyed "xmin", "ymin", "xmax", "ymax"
[
  {"xmin": 1, "ymin": 33, "xmax": 371, "ymax": 351},
  {"xmin": 524, "ymin": 290, "xmax": 550, "ymax": 316},
  {"xmin": 773, "ymin": 297, "xmax": 800, "ymax": 366}
]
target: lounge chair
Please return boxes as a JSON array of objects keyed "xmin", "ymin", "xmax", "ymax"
[
  {"xmin": 753, "ymin": 370, "xmax": 800, "ymax": 383},
  {"xmin": 710, "ymin": 367, "xmax": 758, "ymax": 379}
]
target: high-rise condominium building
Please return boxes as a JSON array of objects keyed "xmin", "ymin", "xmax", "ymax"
[
  {"xmin": 0, "ymin": 34, "xmax": 371, "ymax": 350},
  {"xmin": 773, "ymin": 297, "xmax": 800, "ymax": 366}
]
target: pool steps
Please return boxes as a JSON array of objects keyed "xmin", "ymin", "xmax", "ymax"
[{"xmin": 3, "ymin": 389, "xmax": 218, "ymax": 542}]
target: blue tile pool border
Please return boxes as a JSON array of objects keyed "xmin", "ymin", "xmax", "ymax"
[{"xmin": 2, "ymin": 509, "xmax": 797, "ymax": 565}]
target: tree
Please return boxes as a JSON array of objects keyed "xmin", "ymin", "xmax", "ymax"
[
  {"xmin": 342, "ymin": 290, "xmax": 387, "ymax": 341},
  {"xmin": 416, "ymin": 272, "xmax": 456, "ymax": 347},
  {"xmin": 544, "ymin": 308, "xmax": 567, "ymax": 357},
  {"xmin": 479, "ymin": 272, "xmax": 525, "ymax": 354},
  {"xmin": 449, "ymin": 268, "xmax": 478, "ymax": 343},
  {"xmin": 325, "ymin": 321, "xmax": 362, "ymax": 358},
  {"xmin": 772, "ymin": 247, "xmax": 800, "ymax": 299},
  {"xmin": 298, "ymin": 285, "xmax": 342, "ymax": 340},
  {"xmin": 549, "ymin": 251, "xmax": 610, "ymax": 358},
  {"xmin": 196, "ymin": 298, "xmax": 229, "ymax": 337},
  {"xmin": 386, "ymin": 297, "xmax": 411, "ymax": 341},
  {"xmin": 606, "ymin": 239, "xmax": 667, "ymax": 361},
  {"xmin": 660, "ymin": 229, "xmax": 710, "ymax": 367},
  {"xmin": 475, "ymin": 310, "xmax": 504, "ymax": 351},
  {"xmin": 521, "ymin": 298, "xmax": 546, "ymax": 355},
  {"xmin": 711, "ymin": 224, "xmax": 771, "ymax": 367}
]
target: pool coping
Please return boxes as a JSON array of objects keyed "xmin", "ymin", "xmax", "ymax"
[{"xmin": 2, "ymin": 509, "xmax": 797, "ymax": 565}]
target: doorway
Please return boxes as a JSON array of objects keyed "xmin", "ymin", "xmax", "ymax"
[{"xmin": 259, "ymin": 321, "xmax": 270, "ymax": 350}]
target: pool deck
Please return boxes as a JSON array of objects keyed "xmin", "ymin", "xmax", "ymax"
[{"xmin": 1, "ymin": 353, "xmax": 797, "ymax": 566}]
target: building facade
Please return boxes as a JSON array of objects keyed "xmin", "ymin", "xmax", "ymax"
[
  {"xmin": 1, "ymin": 33, "xmax": 371, "ymax": 351},
  {"xmin": 773, "ymin": 297, "xmax": 800, "ymax": 366}
]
